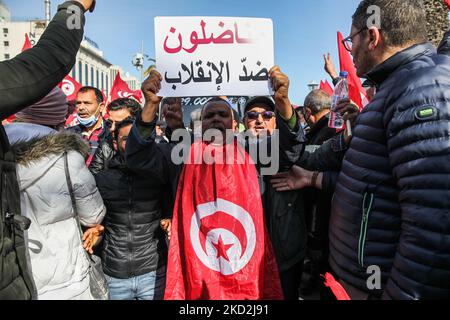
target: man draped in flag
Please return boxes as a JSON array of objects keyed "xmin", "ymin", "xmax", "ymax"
[{"xmin": 126, "ymin": 67, "xmax": 305, "ymax": 300}]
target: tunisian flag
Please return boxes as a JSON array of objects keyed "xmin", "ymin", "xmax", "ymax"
[
  {"xmin": 446, "ymin": 0, "xmax": 450, "ymax": 10},
  {"xmin": 58, "ymin": 75, "xmax": 82, "ymax": 102},
  {"xmin": 109, "ymin": 72, "xmax": 143, "ymax": 103},
  {"xmin": 320, "ymin": 80, "xmax": 334, "ymax": 96},
  {"xmin": 164, "ymin": 141, "xmax": 283, "ymax": 300},
  {"xmin": 337, "ymin": 31, "xmax": 369, "ymax": 109}
]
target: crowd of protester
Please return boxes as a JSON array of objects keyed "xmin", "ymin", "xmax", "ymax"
[{"xmin": 0, "ymin": 0, "xmax": 449, "ymax": 300}]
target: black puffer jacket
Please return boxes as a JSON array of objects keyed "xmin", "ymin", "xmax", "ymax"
[
  {"xmin": 329, "ymin": 43, "xmax": 450, "ymax": 299},
  {"xmin": 94, "ymin": 155, "xmax": 168, "ymax": 279},
  {"xmin": 0, "ymin": 1, "xmax": 85, "ymax": 300}
]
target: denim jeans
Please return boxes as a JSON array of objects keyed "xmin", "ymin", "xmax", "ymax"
[{"xmin": 105, "ymin": 266, "xmax": 166, "ymax": 300}]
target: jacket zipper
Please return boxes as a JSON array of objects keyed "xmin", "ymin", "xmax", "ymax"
[
  {"xmin": 358, "ymin": 192, "xmax": 374, "ymax": 268},
  {"xmin": 127, "ymin": 175, "xmax": 133, "ymax": 278}
]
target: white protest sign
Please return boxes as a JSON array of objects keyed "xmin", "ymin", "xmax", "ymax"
[{"xmin": 155, "ymin": 16, "xmax": 274, "ymax": 97}]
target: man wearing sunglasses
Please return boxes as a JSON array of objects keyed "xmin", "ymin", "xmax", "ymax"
[
  {"xmin": 89, "ymin": 98, "xmax": 141, "ymax": 175},
  {"xmin": 240, "ymin": 96, "xmax": 307, "ymax": 300},
  {"xmin": 243, "ymin": 96, "xmax": 277, "ymax": 138}
]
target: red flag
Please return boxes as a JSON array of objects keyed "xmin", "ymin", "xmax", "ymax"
[
  {"xmin": 445, "ymin": 0, "xmax": 450, "ymax": 10},
  {"xmin": 337, "ymin": 31, "xmax": 369, "ymax": 110},
  {"xmin": 164, "ymin": 141, "xmax": 283, "ymax": 300},
  {"xmin": 109, "ymin": 72, "xmax": 143, "ymax": 103},
  {"xmin": 58, "ymin": 75, "xmax": 82, "ymax": 102},
  {"xmin": 21, "ymin": 34, "xmax": 32, "ymax": 52},
  {"xmin": 323, "ymin": 273, "xmax": 351, "ymax": 300},
  {"xmin": 101, "ymin": 89, "xmax": 107, "ymax": 103},
  {"xmin": 320, "ymin": 80, "xmax": 334, "ymax": 96},
  {"xmin": 64, "ymin": 112, "xmax": 78, "ymax": 128}
]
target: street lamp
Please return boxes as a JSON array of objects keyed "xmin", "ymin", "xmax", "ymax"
[
  {"xmin": 307, "ymin": 80, "xmax": 319, "ymax": 91},
  {"xmin": 132, "ymin": 41, "xmax": 156, "ymax": 83}
]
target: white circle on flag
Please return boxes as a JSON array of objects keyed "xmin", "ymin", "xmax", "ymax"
[
  {"xmin": 118, "ymin": 90, "xmax": 132, "ymax": 98},
  {"xmin": 190, "ymin": 198, "xmax": 256, "ymax": 276},
  {"xmin": 61, "ymin": 79, "xmax": 75, "ymax": 97}
]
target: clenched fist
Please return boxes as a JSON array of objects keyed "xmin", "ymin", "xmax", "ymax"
[{"xmin": 74, "ymin": 0, "xmax": 96, "ymax": 12}]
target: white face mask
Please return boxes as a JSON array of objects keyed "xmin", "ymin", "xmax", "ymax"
[{"xmin": 76, "ymin": 113, "xmax": 98, "ymax": 128}]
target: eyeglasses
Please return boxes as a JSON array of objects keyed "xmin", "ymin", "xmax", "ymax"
[
  {"xmin": 342, "ymin": 28, "xmax": 367, "ymax": 52},
  {"xmin": 246, "ymin": 111, "xmax": 275, "ymax": 121}
]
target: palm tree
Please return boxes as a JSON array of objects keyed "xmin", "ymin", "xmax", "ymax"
[{"xmin": 424, "ymin": 0, "xmax": 449, "ymax": 47}]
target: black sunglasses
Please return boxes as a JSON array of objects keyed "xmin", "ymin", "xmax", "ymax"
[{"xmin": 246, "ymin": 111, "xmax": 275, "ymax": 120}]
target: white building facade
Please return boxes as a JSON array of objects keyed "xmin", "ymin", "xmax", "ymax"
[{"xmin": 0, "ymin": 0, "xmax": 140, "ymax": 98}]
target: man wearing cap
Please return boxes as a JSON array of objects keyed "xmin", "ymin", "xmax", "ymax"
[{"xmin": 241, "ymin": 95, "xmax": 307, "ymax": 299}]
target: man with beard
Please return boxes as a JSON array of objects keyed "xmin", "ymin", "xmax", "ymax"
[{"xmin": 125, "ymin": 67, "xmax": 306, "ymax": 299}]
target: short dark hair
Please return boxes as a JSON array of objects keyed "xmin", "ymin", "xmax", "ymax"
[
  {"xmin": 113, "ymin": 116, "xmax": 135, "ymax": 141},
  {"xmin": 108, "ymin": 98, "xmax": 141, "ymax": 116},
  {"xmin": 77, "ymin": 86, "xmax": 104, "ymax": 103},
  {"xmin": 352, "ymin": 0, "xmax": 427, "ymax": 47},
  {"xmin": 304, "ymin": 90, "xmax": 331, "ymax": 115}
]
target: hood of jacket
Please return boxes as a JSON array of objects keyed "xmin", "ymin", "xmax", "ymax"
[{"xmin": 11, "ymin": 132, "xmax": 89, "ymax": 190}]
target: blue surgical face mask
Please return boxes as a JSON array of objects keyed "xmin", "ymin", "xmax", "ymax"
[{"xmin": 77, "ymin": 114, "xmax": 98, "ymax": 128}]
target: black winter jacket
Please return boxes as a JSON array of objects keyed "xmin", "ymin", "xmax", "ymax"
[
  {"xmin": 94, "ymin": 155, "xmax": 168, "ymax": 279},
  {"xmin": 306, "ymin": 114, "xmax": 336, "ymax": 146},
  {"xmin": 0, "ymin": 1, "xmax": 85, "ymax": 300},
  {"xmin": 329, "ymin": 43, "xmax": 450, "ymax": 299}
]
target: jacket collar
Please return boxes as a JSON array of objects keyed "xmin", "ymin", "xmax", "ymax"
[
  {"xmin": 108, "ymin": 153, "xmax": 129, "ymax": 171},
  {"xmin": 365, "ymin": 42, "xmax": 435, "ymax": 86},
  {"xmin": 306, "ymin": 113, "xmax": 330, "ymax": 139}
]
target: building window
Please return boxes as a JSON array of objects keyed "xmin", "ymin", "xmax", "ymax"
[
  {"xmin": 101, "ymin": 72, "xmax": 104, "ymax": 91},
  {"xmin": 4, "ymin": 41, "xmax": 9, "ymax": 47},
  {"xmin": 96, "ymin": 70, "xmax": 99, "ymax": 89},
  {"xmin": 85, "ymin": 64, "xmax": 88, "ymax": 86},
  {"xmin": 106, "ymin": 75, "xmax": 109, "ymax": 95},
  {"xmin": 4, "ymin": 54, "xmax": 10, "ymax": 59},
  {"xmin": 71, "ymin": 67, "xmax": 76, "ymax": 79},
  {"xmin": 3, "ymin": 28, "xmax": 8, "ymax": 34},
  {"xmin": 78, "ymin": 61, "xmax": 83, "ymax": 84}
]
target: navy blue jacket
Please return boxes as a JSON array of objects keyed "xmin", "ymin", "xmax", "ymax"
[
  {"xmin": 438, "ymin": 29, "xmax": 450, "ymax": 56},
  {"xmin": 329, "ymin": 43, "xmax": 450, "ymax": 299}
]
